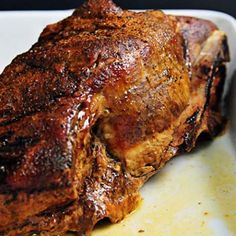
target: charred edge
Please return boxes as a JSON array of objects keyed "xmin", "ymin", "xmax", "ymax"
[
  {"xmin": 183, "ymin": 62, "xmax": 218, "ymax": 149},
  {"xmin": 178, "ymin": 109, "xmax": 201, "ymax": 153},
  {"xmin": 204, "ymin": 60, "xmax": 219, "ymax": 111},
  {"xmin": 0, "ymin": 75, "xmax": 82, "ymax": 127},
  {"xmin": 0, "ymin": 131, "xmax": 14, "ymax": 144},
  {"xmin": 221, "ymin": 36, "xmax": 230, "ymax": 62},
  {"xmin": 0, "ymin": 117, "xmax": 21, "ymax": 127},
  {"xmin": 0, "ymin": 136, "xmax": 39, "ymax": 152},
  {"xmin": 0, "ymin": 66, "xmax": 81, "ymax": 127},
  {"xmin": 38, "ymin": 200, "xmax": 75, "ymax": 217},
  {"xmin": 0, "ymin": 181, "xmax": 71, "ymax": 195},
  {"xmin": 214, "ymin": 65, "xmax": 226, "ymax": 111},
  {"xmin": 14, "ymin": 225, "xmax": 46, "ymax": 236},
  {"xmin": 182, "ymin": 55, "xmax": 224, "ymax": 151},
  {"xmin": 0, "ymin": 109, "xmax": 12, "ymax": 119},
  {"xmin": 0, "ymin": 95, "xmax": 60, "ymax": 127},
  {"xmin": 178, "ymin": 129, "xmax": 197, "ymax": 154},
  {"xmin": 0, "ymin": 219, "xmax": 31, "ymax": 236},
  {"xmin": 3, "ymin": 191, "xmax": 18, "ymax": 206},
  {"xmin": 183, "ymin": 130, "xmax": 197, "ymax": 150},
  {"xmin": 186, "ymin": 110, "xmax": 200, "ymax": 125},
  {"xmin": 0, "ymin": 136, "xmax": 40, "ymax": 186},
  {"xmin": 201, "ymin": 65, "xmax": 211, "ymax": 76}
]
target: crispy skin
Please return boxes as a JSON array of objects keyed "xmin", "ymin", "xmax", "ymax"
[{"xmin": 0, "ymin": 0, "xmax": 229, "ymax": 235}]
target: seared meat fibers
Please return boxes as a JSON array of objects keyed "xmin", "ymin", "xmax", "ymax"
[{"xmin": 0, "ymin": 0, "xmax": 229, "ymax": 235}]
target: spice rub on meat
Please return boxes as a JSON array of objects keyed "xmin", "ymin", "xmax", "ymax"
[{"xmin": 0, "ymin": 0, "xmax": 229, "ymax": 235}]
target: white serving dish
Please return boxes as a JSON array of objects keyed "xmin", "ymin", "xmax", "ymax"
[{"xmin": 0, "ymin": 9, "xmax": 236, "ymax": 236}]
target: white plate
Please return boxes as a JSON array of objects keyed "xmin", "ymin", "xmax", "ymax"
[{"xmin": 0, "ymin": 9, "xmax": 236, "ymax": 236}]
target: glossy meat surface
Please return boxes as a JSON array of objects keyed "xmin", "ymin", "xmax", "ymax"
[{"xmin": 0, "ymin": 0, "xmax": 229, "ymax": 235}]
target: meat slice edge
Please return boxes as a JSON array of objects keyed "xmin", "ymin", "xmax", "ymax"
[{"xmin": 0, "ymin": 0, "xmax": 230, "ymax": 235}]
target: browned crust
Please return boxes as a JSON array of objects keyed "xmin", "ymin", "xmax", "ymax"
[{"xmin": 0, "ymin": 0, "xmax": 229, "ymax": 235}]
